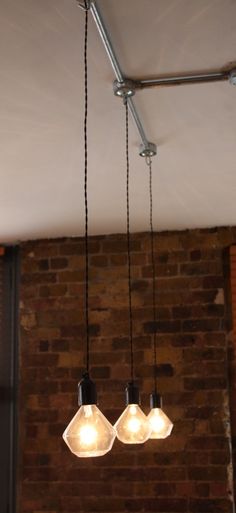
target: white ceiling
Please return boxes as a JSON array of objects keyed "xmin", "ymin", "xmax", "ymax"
[{"xmin": 0, "ymin": 0, "xmax": 236, "ymax": 242}]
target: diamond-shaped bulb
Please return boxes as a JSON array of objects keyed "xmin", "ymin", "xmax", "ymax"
[
  {"xmin": 115, "ymin": 404, "xmax": 151, "ymax": 444},
  {"xmin": 147, "ymin": 407, "xmax": 173, "ymax": 439},
  {"xmin": 63, "ymin": 404, "xmax": 116, "ymax": 458}
]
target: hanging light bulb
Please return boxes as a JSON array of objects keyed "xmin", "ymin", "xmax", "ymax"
[
  {"xmin": 63, "ymin": 1, "xmax": 116, "ymax": 458},
  {"xmin": 145, "ymin": 156, "xmax": 174, "ymax": 440},
  {"xmin": 63, "ymin": 374, "xmax": 116, "ymax": 457},
  {"xmin": 147, "ymin": 391, "xmax": 173, "ymax": 439},
  {"xmin": 114, "ymin": 101, "xmax": 151, "ymax": 444},
  {"xmin": 115, "ymin": 382, "xmax": 151, "ymax": 444}
]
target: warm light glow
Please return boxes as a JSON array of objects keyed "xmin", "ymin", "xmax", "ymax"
[
  {"xmin": 149, "ymin": 411, "xmax": 165, "ymax": 431},
  {"xmin": 126, "ymin": 404, "xmax": 141, "ymax": 433},
  {"xmin": 127, "ymin": 417, "xmax": 141, "ymax": 433},
  {"xmin": 63, "ymin": 404, "xmax": 116, "ymax": 457},
  {"xmin": 79, "ymin": 424, "xmax": 98, "ymax": 446},
  {"xmin": 115, "ymin": 404, "xmax": 151, "ymax": 444},
  {"xmin": 147, "ymin": 408, "xmax": 173, "ymax": 439}
]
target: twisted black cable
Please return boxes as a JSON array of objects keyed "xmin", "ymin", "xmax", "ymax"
[
  {"xmin": 125, "ymin": 101, "xmax": 134, "ymax": 383},
  {"xmin": 83, "ymin": 1, "xmax": 89, "ymax": 373},
  {"xmin": 148, "ymin": 157, "xmax": 157, "ymax": 391}
]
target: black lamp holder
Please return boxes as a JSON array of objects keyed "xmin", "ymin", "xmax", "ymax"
[
  {"xmin": 150, "ymin": 391, "xmax": 162, "ymax": 409},
  {"xmin": 125, "ymin": 382, "xmax": 140, "ymax": 405},
  {"xmin": 78, "ymin": 373, "xmax": 97, "ymax": 406}
]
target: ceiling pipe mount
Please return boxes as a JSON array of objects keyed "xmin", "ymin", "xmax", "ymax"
[
  {"xmin": 113, "ymin": 79, "xmax": 136, "ymax": 98},
  {"xmin": 139, "ymin": 143, "xmax": 157, "ymax": 159}
]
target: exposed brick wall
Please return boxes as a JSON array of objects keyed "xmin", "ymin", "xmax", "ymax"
[{"xmin": 19, "ymin": 227, "xmax": 236, "ymax": 513}]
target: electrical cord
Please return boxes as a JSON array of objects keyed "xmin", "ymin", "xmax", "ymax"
[
  {"xmin": 125, "ymin": 101, "xmax": 134, "ymax": 383},
  {"xmin": 147, "ymin": 156, "xmax": 157, "ymax": 391},
  {"xmin": 83, "ymin": 1, "xmax": 90, "ymax": 373}
]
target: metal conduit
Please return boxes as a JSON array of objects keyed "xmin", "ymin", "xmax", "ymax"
[{"xmin": 90, "ymin": 0, "xmax": 154, "ymax": 154}]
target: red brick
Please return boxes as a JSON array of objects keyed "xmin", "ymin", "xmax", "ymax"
[
  {"xmin": 189, "ymin": 498, "xmax": 231, "ymax": 512},
  {"xmin": 190, "ymin": 250, "xmax": 202, "ymax": 261},
  {"xmin": 50, "ymin": 257, "xmax": 68, "ymax": 269},
  {"xmin": 144, "ymin": 319, "xmax": 181, "ymax": 334},
  {"xmin": 60, "ymin": 323, "xmax": 100, "ymax": 337},
  {"xmin": 59, "ymin": 240, "xmax": 100, "ymax": 255},
  {"xmin": 203, "ymin": 275, "xmax": 224, "ymax": 288},
  {"xmin": 91, "ymin": 366, "xmax": 110, "ymax": 379},
  {"xmin": 183, "ymin": 347, "xmax": 225, "ymax": 361},
  {"xmin": 38, "ymin": 259, "xmax": 49, "ymax": 271},
  {"xmin": 187, "ymin": 436, "xmax": 228, "ymax": 451},
  {"xmin": 154, "ymin": 483, "xmax": 176, "ymax": 496},
  {"xmin": 142, "ymin": 264, "xmax": 178, "ymax": 278},
  {"xmin": 22, "ymin": 272, "xmax": 57, "ymax": 285},
  {"xmin": 180, "ymin": 262, "xmax": 221, "ymax": 276},
  {"xmin": 210, "ymin": 482, "xmax": 229, "ymax": 497},
  {"xmin": 210, "ymin": 452, "xmax": 230, "ymax": 465},
  {"xmin": 39, "ymin": 284, "xmax": 68, "ymax": 297},
  {"xmin": 124, "ymin": 498, "xmax": 188, "ymax": 512},
  {"xmin": 184, "ymin": 377, "xmax": 227, "ymax": 390},
  {"xmin": 102, "ymin": 238, "xmax": 141, "ymax": 253},
  {"xmin": 188, "ymin": 467, "xmax": 227, "ymax": 482},
  {"xmin": 58, "ymin": 270, "xmax": 84, "ymax": 283},
  {"xmin": 90, "ymin": 255, "xmax": 108, "ymax": 267},
  {"xmin": 51, "ymin": 339, "xmax": 69, "ymax": 352},
  {"xmin": 39, "ymin": 340, "xmax": 49, "ymax": 352},
  {"xmin": 182, "ymin": 318, "xmax": 220, "ymax": 332},
  {"xmin": 110, "ymin": 254, "xmax": 127, "ymax": 265},
  {"xmin": 136, "ymin": 363, "xmax": 174, "ymax": 378}
]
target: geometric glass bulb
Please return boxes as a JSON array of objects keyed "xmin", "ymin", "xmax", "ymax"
[
  {"xmin": 114, "ymin": 383, "xmax": 151, "ymax": 444},
  {"xmin": 147, "ymin": 392, "xmax": 173, "ymax": 439},
  {"xmin": 62, "ymin": 374, "xmax": 116, "ymax": 458},
  {"xmin": 147, "ymin": 408, "xmax": 173, "ymax": 439},
  {"xmin": 115, "ymin": 404, "xmax": 151, "ymax": 444},
  {"xmin": 63, "ymin": 404, "xmax": 116, "ymax": 457}
]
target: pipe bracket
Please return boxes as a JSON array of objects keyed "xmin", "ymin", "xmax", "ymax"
[
  {"xmin": 113, "ymin": 79, "xmax": 136, "ymax": 98},
  {"xmin": 139, "ymin": 142, "xmax": 157, "ymax": 158}
]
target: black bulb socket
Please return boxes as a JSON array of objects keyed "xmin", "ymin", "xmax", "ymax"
[
  {"xmin": 78, "ymin": 373, "xmax": 97, "ymax": 406},
  {"xmin": 125, "ymin": 382, "xmax": 140, "ymax": 405},
  {"xmin": 150, "ymin": 391, "xmax": 162, "ymax": 409}
]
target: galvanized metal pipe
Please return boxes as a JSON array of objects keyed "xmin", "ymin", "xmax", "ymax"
[
  {"xmin": 90, "ymin": 0, "xmax": 152, "ymax": 150},
  {"xmin": 137, "ymin": 70, "xmax": 229, "ymax": 89},
  {"xmin": 90, "ymin": 0, "xmax": 123, "ymax": 82}
]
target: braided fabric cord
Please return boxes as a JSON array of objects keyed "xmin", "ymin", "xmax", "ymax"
[
  {"xmin": 83, "ymin": 2, "xmax": 90, "ymax": 372},
  {"xmin": 125, "ymin": 101, "xmax": 134, "ymax": 382},
  {"xmin": 148, "ymin": 157, "xmax": 158, "ymax": 391}
]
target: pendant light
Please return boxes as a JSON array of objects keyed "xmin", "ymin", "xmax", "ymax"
[
  {"xmin": 146, "ymin": 157, "xmax": 173, "ymax": 439},
  {"xmin": 114, "ymin": 101, "xmax": 151, "ymax": 444},
  {"xmin": 62, "ymin": 0, "xmax": 116, "ymax": 458}
]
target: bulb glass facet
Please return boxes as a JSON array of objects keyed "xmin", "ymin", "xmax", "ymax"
[
  {"xmin": 115, "ymin": 404, "xmax": 151, "ymax": 444},
  {"xmin": 63, "ymin": 404, "xmax": 116, "ymax": 457},
  {"xmin": 147, "ymin": 407, "xmax": 173, "ymax": 439}
]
